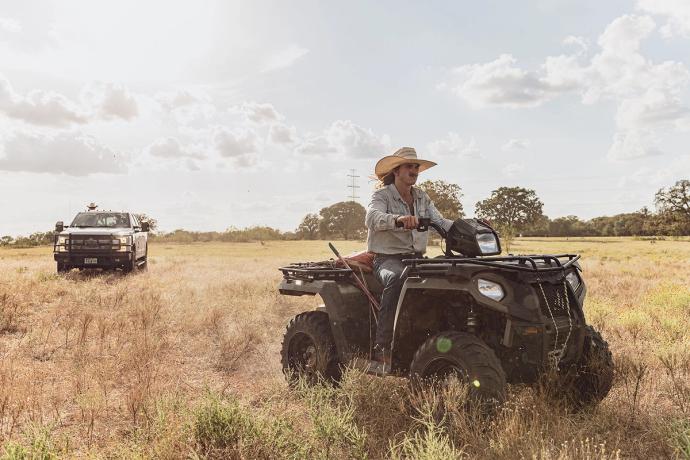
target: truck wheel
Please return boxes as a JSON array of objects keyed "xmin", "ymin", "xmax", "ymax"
[
  {"xmin": 57, "ymin": 263, "xmax": 69, "ymax": 274},
  {"xmin": 410, "ymin": 332, "xmax": 506, "ymax": 406},
  {"xmin": 139, "ymin": 244, "xmax": 148, "ymax": 271},
  {"xmin": 281, "ymin": 311, "xmax": 341, "ymax": 386},
  {"xmin": 563, "ymin": 326, "xmax": 614, "ymax": 408},
  {"xmin": 123, "ymin": 248, "xmax": 137, "ymax": 274}
]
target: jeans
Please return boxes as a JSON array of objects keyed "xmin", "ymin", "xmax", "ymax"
[{"xmin": 373, "ymin": 254, "xmax": 418, "ymax": 349}]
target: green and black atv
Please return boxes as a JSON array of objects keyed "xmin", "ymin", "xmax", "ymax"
[{"xmin": 278, "ymin": 218, "xmax": 613, "ymax": 407}]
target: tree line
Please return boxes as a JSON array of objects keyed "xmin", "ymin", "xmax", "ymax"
[
  {"xmin": 2, "ymin": 179, "xmax": 689, "ymax": 247},
  {"xmin": 294, "ymin": 179, "xmax": 690, "ymax": 239}
]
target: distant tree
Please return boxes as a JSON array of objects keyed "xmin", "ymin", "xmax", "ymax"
[
  {"xmin": 319, "ymin": 201, "xmax": 366, "ymax": 240},
  {"xmin": 548, "ymin": 215, "xmax": 592, "ymax": 237},
  {"xmin": 0, "ymin": 236, "xmax": 13, "ymax": 246},
  {"xmin": 475, "ymin": 186, "xmax": 544, "ymax": 234},
  {"xmin": 655, "ymin": 180, "xmax": 690, "ymax": 219},
  {"xmin": 297, "ymin": 213, "xmax": 321, "ymax": 240},
  {"xmin": 134, "ymin": 213, "xmax": 158, "ymax": 231},
  {"xmin": 418, "ymin": 180, "xmax": 464, "ymax": 219}
]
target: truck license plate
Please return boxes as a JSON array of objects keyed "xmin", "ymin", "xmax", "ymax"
[{"xmin": 84, "ymin": 258, "xmax": 97, "ymax": 264}]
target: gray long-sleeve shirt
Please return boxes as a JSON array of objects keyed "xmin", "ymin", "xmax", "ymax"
[{"xmin": 365, "ymin": 184, "xmax": 454, "ymax": 254}]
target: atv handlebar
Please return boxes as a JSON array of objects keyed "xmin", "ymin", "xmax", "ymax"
[{"xmin": 395, "ymin": 217, "xmax": 447, "ymax": 238}]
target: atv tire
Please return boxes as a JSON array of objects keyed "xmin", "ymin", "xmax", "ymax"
[
  {"xmin": 565, "ymin": 325, "xmax": 614, "ymax": 408},
  {"xmin": 410, "ymin": 331, "xmax": 506, "ymax": 405},
  {"xmin": 281, "ymin": 311, "xmax": 341, "ymax": 386}
]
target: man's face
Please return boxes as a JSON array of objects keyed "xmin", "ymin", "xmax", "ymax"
[{"xmin": 395, "ymin": 163, "xmax": 420, "ymax": 186}]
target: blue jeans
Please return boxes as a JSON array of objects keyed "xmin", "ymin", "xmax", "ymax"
[{"xmin": 373, "ymin": 254, "xmax": 415, "ymax": 349}]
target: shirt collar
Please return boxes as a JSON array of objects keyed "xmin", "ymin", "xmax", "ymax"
[{"xmin": 387, "ymin": 183, "xmax": 418, "ymax": 202}]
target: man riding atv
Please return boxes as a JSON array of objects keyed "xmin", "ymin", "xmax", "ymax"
[
  {"xmin": 278, "ymin": 149, "xmax": 613, "ymax": 409},
  {"xmin": 365, "ymin": 147, "xmax": 452, "ymax": 373}
]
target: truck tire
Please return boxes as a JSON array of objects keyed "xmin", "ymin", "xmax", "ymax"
[
  {"xmin": 281, "ymin": 311, "xmax": 341, "ymax": 386},
  {"xmin": 57, "ymin": 263, "xmax": 69, "ymax": 274},
  {"xmin": 564, "ymin": 326, "xmax": 614, "ymax": 408},
  {"xmin": 139, "ymin": 244, "xmax": 148, "ymax": 271},
  {"xmin": 410, "ymin": 331, "xmax": 506, "ymax": 406},
  {"xmin": 123, "ymin": 248, "xmax": 137, "ymax": 274}
]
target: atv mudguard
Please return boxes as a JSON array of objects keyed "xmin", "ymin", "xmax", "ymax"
[{"xmin": 279, "ymin": 278, "xmax": 374, "ymax": 363}]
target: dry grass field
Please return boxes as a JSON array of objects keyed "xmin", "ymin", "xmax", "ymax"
[{"xmin": 0, "ymin": 238, "xmax": 689, "ymax": 459}]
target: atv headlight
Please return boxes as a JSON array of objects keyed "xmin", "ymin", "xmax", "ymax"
[
  {"xmin": 476, "ymin": 233, "xmax": 499, "ymax": 255},
  {"xmin": 477, "ymin": 278, "xmax": 505, "ymax": 301},
  {"xmin": 566, "ymin": 271, "xmax": 581, "ymax": 292}
]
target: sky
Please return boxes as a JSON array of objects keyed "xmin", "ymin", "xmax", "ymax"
[{"xmin": 1, "ymin": 0, "xmax": 689, "ymax": 236}]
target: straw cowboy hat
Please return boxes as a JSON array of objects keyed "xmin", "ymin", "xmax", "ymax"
[{"xmin": 374, "ymin": 147, "xmax": 437, "ymax": 179}]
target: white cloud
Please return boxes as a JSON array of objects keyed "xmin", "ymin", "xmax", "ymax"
[
  {"xmin": 294, "ymin": 135, "xmax": 336, "ymax": 156},
  {"xmin": 325, "ymin": 120, "xmax": 390, "ymax": 158},
  {"xmin": 449, "ymin": 54, "xmax": 582, "ymax": 108},
  {"xmin": 0, "ymin": 131, "xmax": 126, "ymax": 175},
  {"xmin": 0, "ymin": 17, "xmax": 21, "ymax": 33},
  {"xmin": 607, "ymin": 129, "xmax": 662, "ymax": 160},
  {"xmin": 562, "ymin": 35, "xmax": 588, "ymax": 54},
  {"xmin": 442, "ymin": 14, "xmax": 690, "ymax": 161},
  {"xmin": 501, "ymin": 138, "xmax": 531, "ymax": 151},
  {"xmin": 261, "ymin": 44, "xmax": 309, "ymax": 72},
  {"xmin": 427, "ymin": 132, "xmax": 479, "ymax": 158},
  {"xmin": 156, "ymin": 89, "xmax": 201, "ymax": 110},
  {"xmin": 213, "ymin": 127, "xmax": 260, "ymax": 167},
  {"xmin": 294, "ymin": 120, "xmax": 389, "ymax": 158},
  {"xmin": 269, "ymin": 123, "xmax": 297, "ymax": 145},
  {"xmin": 0, "ymin": 74, "xmax": 140, "ymax": 126},
  {"xmin": 638, "ymin": 0, "xmax": 690, "ymax": 38},
  {"xmin": 0, "ymin": 74, "xmax": 87, "ymax": 126},
  {"xmin": 81, "ymin": 82, "xmax": 139, "ymax": 121},
  {"xmin": 146, "ymin": 137, "xmax": 206, "ymax": 160},
  {"xmin": 240, "ymin": 102, "xmax": 283, "ymax": 124},
  {"xmin": 502, "ymin": 163, "xmax": 525, "ymax": 177}
]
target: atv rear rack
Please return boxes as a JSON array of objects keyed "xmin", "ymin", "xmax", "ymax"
[
  {"xmin": 279, "ymin": 262, "xmax": 352, "ymax": 281},
  {"xmin": 403, "ymin": 254, "xmax": 580, "ymax": 276}
]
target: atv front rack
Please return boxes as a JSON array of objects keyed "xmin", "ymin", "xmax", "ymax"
[
  {"xmin": 403, "ymin": 254, "xmax": 580, "ymax": 276},
  {"xmin": 279, "ymin": 261, "xmax": 352, "ymax": 281}
]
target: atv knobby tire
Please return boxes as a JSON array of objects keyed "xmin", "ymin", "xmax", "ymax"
[
  {"xmin": 565, "ymin": 325, "xmax": 614, "ymax": 407},
  {"xmin": 410, "ymin": 331, "xmax": 506, "ymax": 405},
  {"xmin": 281, "ymin": 311, "xmax": 341, "ymax": 386}
]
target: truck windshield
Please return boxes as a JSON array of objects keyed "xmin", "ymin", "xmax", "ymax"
[{"xmin": 70, "ymin": 212, "xmax": 131, "ymax": 228}]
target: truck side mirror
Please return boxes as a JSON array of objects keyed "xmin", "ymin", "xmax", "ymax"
[
  {"xmin": 141, "ymin": 221, "xmax": 150, "ymax": 232},
  {"xmin": 55, "ymin": 221, "xmax": 64, "ymax": 233}
]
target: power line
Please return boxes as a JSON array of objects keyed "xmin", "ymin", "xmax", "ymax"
[{"xmin": 347, "ymin": 169, "xmax": 360, "ymax": 202}]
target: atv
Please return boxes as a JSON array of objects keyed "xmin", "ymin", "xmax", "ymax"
[{"xmin": 278, "ymin": 218, "xmax": 613, "ymax": 407}]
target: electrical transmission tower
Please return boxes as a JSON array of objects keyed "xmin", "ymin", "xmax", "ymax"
[{"xmin": 347, "ymin": 169, "xmax": 360, "ymax": 202}]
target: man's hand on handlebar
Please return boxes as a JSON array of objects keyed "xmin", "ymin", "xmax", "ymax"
[{"xmin": 396, "ymin": 215, "xmax": 419, "ymax": 230}]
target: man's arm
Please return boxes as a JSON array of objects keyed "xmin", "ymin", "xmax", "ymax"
[
  {"xmin": 425, "ymin": 195, "xmax": 454, "ymax": 232},
  {"xmin": 365, "ymin": 191, "xmax": 400, "ymax": 231}
]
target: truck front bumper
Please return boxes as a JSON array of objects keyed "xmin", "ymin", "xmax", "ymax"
[{"xmin": 54, "ymin": 252, "xmax": 133, "ymax": 268}]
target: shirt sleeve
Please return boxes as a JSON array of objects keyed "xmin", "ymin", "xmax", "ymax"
[
  {"xmin": 366, "ymin": 190, "xmax": 399, "ymax": 231},
  {"xmin": 425, "ymin": 192, "xmax": 454, "ymax": 232}
]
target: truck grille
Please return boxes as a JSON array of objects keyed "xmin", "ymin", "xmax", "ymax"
[{"xmin": 69, "ymin": 235, "xmax": 116, "ymax": 252}]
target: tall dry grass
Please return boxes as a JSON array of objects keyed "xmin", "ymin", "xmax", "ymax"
[{"xmin": 0, "ymin": 238, "xmax": 688, "ymax": 458}]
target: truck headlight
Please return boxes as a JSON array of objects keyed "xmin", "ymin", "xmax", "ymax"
[
  {"xmin": 117, "ymin": 236, "xmax": 131, "ymax": 252},
  {"xmin": 477, "ymin": 278, "xmax": 505, "ymax": 301},
  {"xmin": 56, "ymin": 236, "xmax": 68, "ymax": 252},
  {"xmin": 476, "ymin": 233, "xmax": 499, "ymax": 255},
  {"xmin": 566, "ymin": 271, "xmax": 581, "ymax": 291}
]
